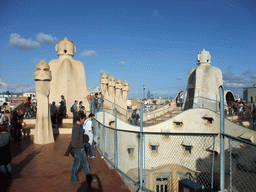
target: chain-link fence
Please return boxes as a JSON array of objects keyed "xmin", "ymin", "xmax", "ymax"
[
  {"xmin": 225, "ymin": 134, "xmax": 256, "ymax": 192},
  {"xmin": 95, "ymin": 117, "xmax": 218, "ymax": 192}
]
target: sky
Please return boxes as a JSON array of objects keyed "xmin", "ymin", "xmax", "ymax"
[{"xmin": 0, "ymin": 0, "xmax": 255, "ymax": 99}]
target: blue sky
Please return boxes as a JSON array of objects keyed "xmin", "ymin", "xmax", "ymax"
[{"xmin": 0, "ymin": 0, "xmax": 255, "ymax": 98}]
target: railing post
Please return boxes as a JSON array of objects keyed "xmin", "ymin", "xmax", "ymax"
[
  {"xmin": 95, "ymin": 107, "xmax": 98, "ymax": 136},
  {"xmin": 114, "ymin": 108, "xmax": 118, "ymax": 168},
  {"xmin": 219, "ymin": 85, "xmax": 225, "ymax": 191},
  {"xmin": 229, "ymin": 138, "xmax": 232, "ymax": 192},
  {"xmin": 102, "ymin": 111, "xmax": 105, "ymax": 157},
  {"xmin": 100, "ymin": 95, "xmax": 103, "ymax": 110},
  {"xmin": 211, "ymin": 136, "xmax": 216, "ymax": 190},
  {"xmin": 138, "ymin": 102, "xmax": 144, "ymax": 192}
]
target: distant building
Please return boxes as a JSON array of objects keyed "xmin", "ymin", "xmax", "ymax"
[
  {"xmin": 23, "ymin": 93, "xmax": 35, "ymax": 97},
  {"xmin": 243, "ymin": 85, "xmax": 256, "ymax": 103},
  {"xmin": 11, "ymin": 97, "xmax": 27, "ymax": 104}
]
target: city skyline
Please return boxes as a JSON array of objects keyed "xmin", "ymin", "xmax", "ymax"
[{"xmin": 0, "ymin": 0, "xmax": 256, "ymax": 98}]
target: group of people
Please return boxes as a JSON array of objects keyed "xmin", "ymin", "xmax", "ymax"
[
  {"xmin": 231, "ymin": 99, "xmax": 246, "ymax": 116},
  {"xmin": 50, "ymin": 95, "xmax": 67, "ymax": 127},
  {"xmin": 131, "ymin": 108, "xmax": 140, "ymax": 125},
  {"xmin": 0, "ymin": 102, "xmax": 25, "ymax": 142},
  {"xmin": 71, "ymin": 100, "xmax": 87, "ymax": 124}
]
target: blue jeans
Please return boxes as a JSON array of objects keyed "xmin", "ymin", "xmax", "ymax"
[
  {"xmin": 25, "ymin": 107, "xmax": 34, "ymax": 118},
  {"xmin": 0, "ymin": 164, "xmax": 12, "ymax": 173},
  {"xmin": 73, "ymin": 112, "xmax": 77, "ymax": 124},
  {"xmin": 71, "ymin": 148, "xmax": 91, "ymax": 182},
  {"xmin": 89, "ymin": 144, "xmax": 94, "ymax": 157}
]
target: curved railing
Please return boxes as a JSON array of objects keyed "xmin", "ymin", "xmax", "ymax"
[{"xmin": 91, "ymin": 96, "xmax": 254, "ymax": 129}]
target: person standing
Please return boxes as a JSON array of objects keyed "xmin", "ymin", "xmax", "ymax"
[
  {"xmin": 72, "ymin": 100, "xmax": 78, "ymax": 124},
  {"xmin": 92, "ymin": 94, "xmax": 99, "ymax": 114},
  {"xmin": 83, "ymin": 113, "xmax": 96, "ymax": 158},
  {"xmin": 131, "ymin": 109, "xmax": 137, "ymax": 125},
  {"xmin": 60, "ymin": 95, "xmax": 67, "ymax": 117},
  {"xmin": 0, "ymin": 125, "xmax": 12, "ymax": 180},
  {"xmin": 70, "ymin": 113, "xmax": 93, "ymax": 185},
  {"xmin": 136, "ymin": 108, "xmax": 140, "ymax": 125},
  {"xmin": 79, "ymin": 101, "xmax": 83, "ymax": 111},
  {"xmin": 50, "ymin": 102, "xmax": 57, "ymax": 127},
  {"xmin": 24, "ymin": 97, "xmax": 34, "ymax": 119},
  {"xmin": 12, "ymin": 110, "xmax": 24, "ymax": 141}
]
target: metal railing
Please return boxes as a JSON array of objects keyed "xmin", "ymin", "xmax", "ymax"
[
  {"xmin": 90, "ymin": 96, "xmax": 255, "ymax": 129},
  {"xmin": 94, "ymin": 112, "xmax": 218, "ymax": 192},
  {"xmin": 225, "ymin": 133, "xmax": 256, "ymax": 192},
  {"xmin": 90, "ymin": 88, "xmax": 256, "ymax": 191}
]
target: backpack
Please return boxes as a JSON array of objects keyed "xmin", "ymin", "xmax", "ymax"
[{"xmin": 70, "ymin": 105, "xmax": 74, "ymax": 113}]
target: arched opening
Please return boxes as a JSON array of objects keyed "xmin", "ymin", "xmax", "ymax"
[{"xmin": 225, "ymin": 91, "xmax": 235, "ymax": 106}]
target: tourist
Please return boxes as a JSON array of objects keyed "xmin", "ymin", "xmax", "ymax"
[
  {"xmin": 83, "ymin": 113, "xmax": 96, "ymax": 158},
  {"xmin": 98, "ymin": 92, "xmax": 104, "ymax": 110},
  {"xmin": 238, "ymin": 100, "xmax": 245, "ymax": 118},
  {"xmin": 0, "ymin": 111, "xmax": 6, "ymax": 125},
  {"xmin": 232, "ymin": 100, "xmax": 238, "ymax": 115},
  {"xmin": 78, "ymin": 106, "xmax": 86, "ymax": 117},
  {"xmin": 59, "ymin": 98, "xmax": 66, "ymax": 119},
  {"xmin": 2, "ymin": 103, "xmax": 11, "ymax": 113},
  {"xmin": 32, "ymin": 94, "xmax": 37, "ymax": 105},
  {"xmin": 3, "ymin": 110, "xmax": 11, "ymax": 126},
  {"xmin": 131, "ymin": 109, "xmax": 137, "ymax": 125},
  {"xmin": 70, "ymin": 113, "xmax": 93, "ymax": 185},
  {"xmin": 0, "ymin": 123, "xmax": 12, "ymax": 180},
  {"xmin": 79, "ymin": 101, "xmax": 83, "ymax": 111},
  {"xmin": 136, "ymin": 108, "xmax": 140, "ymax": 125},
  {"xmin": 50, "ymin": 102, "xmax": 57, "ymax": 127},
  {"xmin": 60, "ymin": 95, "xmax": 67, "ymax": 117},
  {"xmin": 24, "ymin": 97, "xmax": 34, "ymax": 119},
  {"xmin": 12, "ymin": 110, "xmax": 24, "ymax": 141},
  {"xmin": 92, "ymin": 93, "xmax": 99, "ymax": 114},
  {"xmin": 179, "ymin": 92, "xmax": 184, "ymax": 107},
  {"xmin": 72, "ymin": 100, "xmax": 78, "ymax": 124}
]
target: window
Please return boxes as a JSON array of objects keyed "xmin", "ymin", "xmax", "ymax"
[
  {"xmin": 202, "ymin": 114, "xmax": 214, "ymax": 125},
  {"xmin": 173, "ymin": 121, "xmax": 183, "ymax": 127},
  {"xmin": 182, "ymin": 144, "xmax": 193, "ymax": 156},
  {"xmin": 156, "ymin": 177, "xmax": 168, "ymax": 192},
  {"xmin": 127, "ymin": 148, "xmax": 134, "ymax": 157},
  {"xmin": 150, "ymin": 145, "xmax": 158, "ymax": 153}
]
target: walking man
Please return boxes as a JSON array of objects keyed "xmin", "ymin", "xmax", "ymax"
[
  {"xmin": 83, "ymin": 113, "xmax": 96, "ymax": 158},
  {"xmin": 70, "ymin": 113, "xmax": 93, "ymax": 186}
]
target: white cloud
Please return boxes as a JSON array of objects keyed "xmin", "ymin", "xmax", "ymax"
[
  {"xmin": 81, "ymin": 50, "xmax": 96, "ymax": 57},
  {"xmin": 99, "ymin": 69, "xmax": 110, "ymax": 76},
  {"xmin": 119, "ymin": 61, "xmax": 126, "ymax": 66},
  {"xmin": 0, "ymin": 80, "xmax": 35, "ymax": 93},
  {"xmin": 9, "ymin": 33, "xmax": 40, "ymax": 50},
  {"xmin": 36, "ymin": 33, "xmax": 58, "ymax": 45},
  {"xmin": 176, "ymin": 76, "xmax": 184, "ymax": 80},
  {"xmin": 223, "ymin": 70, "xmax": 256, "ymax": 95}
]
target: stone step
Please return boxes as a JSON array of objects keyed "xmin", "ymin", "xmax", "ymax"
[
  {"xmin": 22, "ymin": 123, "xmax": 73, "ymax": 135},
  {"xmin": 23, "ymin": 118, "xmax": 73, "ymax": 124}
]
